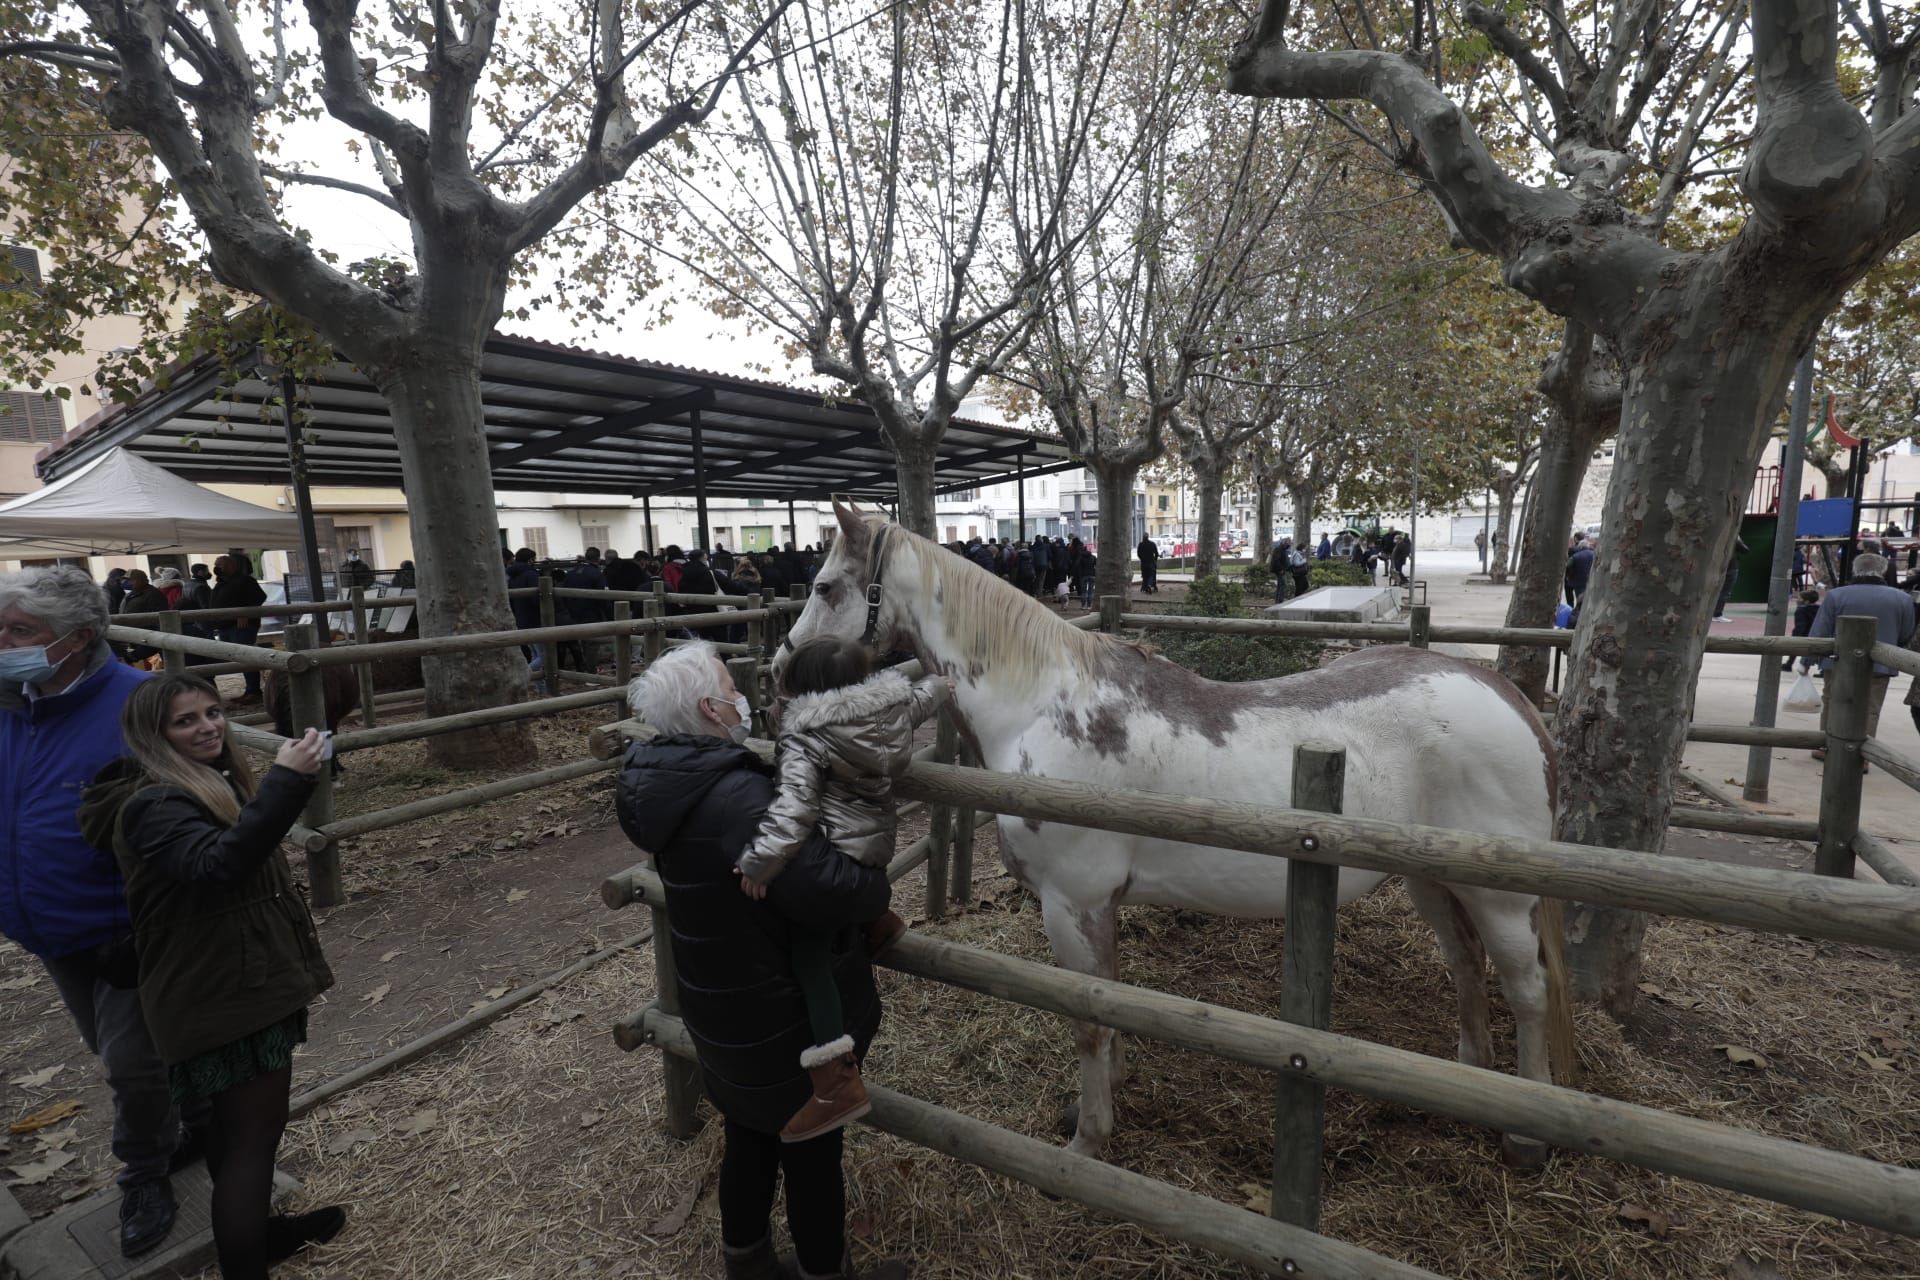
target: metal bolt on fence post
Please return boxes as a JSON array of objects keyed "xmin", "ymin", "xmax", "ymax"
[
  {"xmin": 349, "ymin": 585, "xmax": 377, "ymax": 728},
  {"xmin": 285, "ymin": 623, "xmax": 343, "ymax": 907},
  {"xmin": 156, "ymin": 611, "xmax": 186, "ymax": 674},
  {"xmin": 1272, "ymin": 742, "xmax": 1343, "ymax": 1231},
  {"xmin": 1815, "ymin": 614, "xmax": 1875, "ymax": 879}
]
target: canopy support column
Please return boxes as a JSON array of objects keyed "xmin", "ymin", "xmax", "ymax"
[
  {"xmin": 1016, "ymin": 452, "xmax": 1027, "ymax": 540},
  {"xmin": 691, "ymin": 408, "xmax": 710, "ymax": 553},
  {"xmin": 788, "ymin": 498, "xmax": 799, "ymax": 549},
  {"xmin": 280, "ymin": 372, "xmax": 329, "ymax": 642},
  {"xmin": 641, "ymin": 494, "xmax": 654, "ymax": 555}
]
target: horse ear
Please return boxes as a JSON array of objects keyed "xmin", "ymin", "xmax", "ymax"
[{"xmin": 833, "ymin": 500, "xmax": 871, "ymax": 554}]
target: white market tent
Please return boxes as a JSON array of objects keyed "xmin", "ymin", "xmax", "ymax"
[{"xmin": 0, "ymin": 447, "xmax": 302, "ymax": 559}]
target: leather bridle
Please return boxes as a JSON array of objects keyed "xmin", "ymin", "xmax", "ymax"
[{"xmin": 776, "ymin": 523, "xmax": 892, "ymax": 659}]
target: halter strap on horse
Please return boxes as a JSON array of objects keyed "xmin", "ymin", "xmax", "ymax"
[{"xmin": 775, "ymin": 523, "xmax": 891, "ymax": 657}]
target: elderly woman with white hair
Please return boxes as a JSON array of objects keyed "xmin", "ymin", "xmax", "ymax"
[
  {"xmin": 615, "ymin": 642, "xmax": 906, "ymax": 1280},
  {"xmin": 0, "ymin": 565, "xmax": 198, "ymax": 1258}
]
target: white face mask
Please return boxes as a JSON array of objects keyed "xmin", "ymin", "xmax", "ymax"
[{"xmin": 709, "ymin": 692, "xmax": 752, "ymax": 744}]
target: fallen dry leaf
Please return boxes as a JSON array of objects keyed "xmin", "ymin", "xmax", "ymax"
[
  {"xmin": 396, "ymin": 1109, "xmax": 439, "ymax": 1137},
  {"xmin": 362, "ymin": 983, "xmax": 391, "ymax": 1007},
  {"xmin": 505, "ymin": 888, "xmax": 530, "ymax": 904},
  {"xmin": 8, "ymin": 1065, "xmax": 64, "ymax": 1089},
  {"xmin": 1616, "ymin": 1203, "xmax": 1675, "ymax": 1238},
  {"xmin": 0, "ymin": 976, "xmax": 40, "ymax": 992},
  {"xmin": 1636, "ymin": 981, "xmax": 1664, "ymax": 997},
  {"xmin": 642, "ymin": 1170, "xmax": 708, "ymax": 1237},
  {"xmin": 379, "ymin": 949, "xmax": 403, "ymax": 963},
  {"xmin": 579, "ymin": 1109, "xmax": 606, "ymax": 1130},
  {"xmin": 9, "ymin": 1100, "xmax": 83, "ymax": 1135},
  {"xmin": 1858, "ymin": 1052, "xmax": 1898, "ymax": 1072},
  {"xmin": 541, "ymin": 1006, "xmax": 585, "ymax": 1027},
  {"xmin": 323, "ymin": 1127, "xmax": 378, "ymax": 1156},
  {"xmin": 1713, "ymin": 1044, "xmax": 1769, "ymax": 1069},
  {"xmin": 1237, "ymin": 1182, "xmax": 1273, "ymax": 1216},
  {"xmin": 7, "ymin": 1151, "xmax": 76, "ymax": 1185}
]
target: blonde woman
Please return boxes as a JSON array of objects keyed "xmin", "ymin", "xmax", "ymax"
[{"xmin": 79, "ymin": 673, "xmax": 342, "ymax": 1277}]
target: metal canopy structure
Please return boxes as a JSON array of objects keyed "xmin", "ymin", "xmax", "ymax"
[{"xmin": 37, "ymin": 333, "xmax": 1079, "ymax": 507}]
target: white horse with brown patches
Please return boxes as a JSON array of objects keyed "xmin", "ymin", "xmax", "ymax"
[{"xmin": 780, "ymin": 505, "xmax": 1575, "ymax": 1164}]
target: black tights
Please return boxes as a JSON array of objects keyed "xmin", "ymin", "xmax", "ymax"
[
  {"xmin": 718, "ymin": 1119, "xmax": 845, "ymax": 1275},
  {"xmin": 203, "ymin": 1065, "xmax": 291, "ymax": 1280}
]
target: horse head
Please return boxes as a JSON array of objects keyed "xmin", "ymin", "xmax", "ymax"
[{"xmin": 774, "ymin": 500, "xmax": 911, "ymax": 690}]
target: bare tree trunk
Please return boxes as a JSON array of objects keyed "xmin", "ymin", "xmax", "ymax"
[
  {"xmin": 1091, "ymin": 460, "xmax": 1138, "ymax": 602},
  {"xmin": 1557, "ymin": 339, "xmax": 1796, "ymax": 1013},
  {"xmin": 1253, "ymin": 466, "xmax": 1278, "ymax": 564},
  {"xmin": 1497, "ymin": 412, "xmax": 1601, "ymax": 703},
  {"xmin": 1488, "ymin": 478, "xmax": 1519, "ymax": 583},
  {"xmin": 888, "ymin": 433, "xmax": 939, "ymax": 539},
  {"xmin": 1192, "ymin": 462, "xmax": 1226, "ymax": 579},
  {"xmin": 1288, "ymin": 481, "xmax": 1314, "ymax": 548},
  {"xmin": 376, "ymin": 347, "xmax": 537, "ymax": 769}
]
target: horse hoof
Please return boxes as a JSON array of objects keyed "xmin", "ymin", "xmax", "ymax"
[
  {"xmin": 1500, "ymin": 1135, "xmax": 1552, "ymax": 1172},
  {"xmin": 1058, "ymin": 1102, "xmax": 1079, "ymax": 1140}
]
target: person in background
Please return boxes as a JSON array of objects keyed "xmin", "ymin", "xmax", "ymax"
[
  {"xmin": 1317, "ymin": 532, "xmax": 1332, "ymax": 561},
  {"xmin": 1564, "ymin": 537, "xmax": 1595, "ymax": 609},
  {"xmin": 120, "ymin": 571, "xmax": 172, "ymax": 667},
  {"xmin": 1076, "ymin": 544, "xmax": 1098, "ymax": 610},
  {"xmin": 660, "ymin": 545, "xmax": 688, "ymax": 592},
  {"xmin": 181, "ymin": 565, "xmax": 214, "ymax": 612},
  {"xmin": 1809, "ymin": 553, "xmax": 1915, "ymax": 767},
  {"xmin": 618, "ymin": 645, "xmax": 905, "ymax": 1280},
  {"xmin": 679, "ymin": 547, "xmax": 720, "ymax": 597},
  {"xmin": 713, "ymin": 544, "xmax": 736, "ymax": 577},
  {"xmin": 1474, "ymin": 527, "xmax": 1488, "ymax": 571},
  {"xmin": 81, "ymin": 675, "xmax": 342, "ymax": 1278},
  {"xmin": 1712, "ymin": 535, "xmax": 1748, "ymax": 620},
  {"xmin": 507, "ymin": 548, "xmax": 542, "ymax": 627},
  {"xmin": 1291, "ymin": 542, "xmax": 1312, "ymax": 600},
  {"xmin": 1269, "ymin": 538, "xmax": 1293, "ymax": 604},
  {"xmin": 1031, "ymin": 537, "xmax": 1053, "ymax": 598},
  {"xmin": 389, "ymin": 560, "xmax": 416, "ymax": 590},
  {"xmin": 0, "ymin": 567, "xmax": 192, "ymax": 1258},
  {"xmin": 1136, "ymin": 534, "xmax": 1158, "ymax": 594},
  {"xmin": 210, "ymin": 555, "xmax": 267, "ymax": 702},
  {"xmin": 153, "ymin": 568, "xmax": 186, "ymax": 610},
  {"xmin": 340, "ymin": 549, "xmax": 375, "ymax": 591},
  {"xmin": 573, "ymin": 548, "xmax": 611, "ymax": 622},
  {"xmin": 103, "ymin": 567, "xmax": 130, "ymax": 614},
  {"xmin": 1785, "ymin": 587, "xmax": 1822, "ymax": 673}
]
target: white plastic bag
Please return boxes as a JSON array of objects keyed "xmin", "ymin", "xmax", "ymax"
[{"xmin": 1783, "ymin": 671, "xmax": 1822, "ymax": 714}]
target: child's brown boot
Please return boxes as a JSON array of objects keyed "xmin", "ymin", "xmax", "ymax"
[
  {"xmin": 863, "ymin": 909, "xmax": 908, "ymax": 958},
  {"xmin": 781, "ymin": 1037, "xmax": 870, "ymax": 1142}
]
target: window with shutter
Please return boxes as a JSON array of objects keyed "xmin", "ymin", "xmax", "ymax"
[
  {"xmin": 1, "ymin": 244, "xmax": 41, "ymax": 291},
  {"xmin": 0, "ymin": 390, "xmax": 65, "ymax": 443}
]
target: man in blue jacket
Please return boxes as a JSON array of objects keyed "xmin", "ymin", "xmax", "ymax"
[{"xmin": 0, "ymin": 566, "xmax": 187, "ymax": 1256}]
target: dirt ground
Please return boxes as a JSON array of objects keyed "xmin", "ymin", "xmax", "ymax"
[{"xmin": 4, "ymin": 649, "xmax": 1916, "ymax": 1279}]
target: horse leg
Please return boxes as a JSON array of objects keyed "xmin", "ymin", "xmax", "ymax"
[
  {"xmin": 1040, "ymin": 892, "xmax": 1119, "ymax": 1159},
  {"xmin": 1451, "ymin": 885, "xmax": 1557, "ymax": 1170},
  {"xmin": 1403, "ymin": 878, "xmax": 1494, "ymax": 1071}
]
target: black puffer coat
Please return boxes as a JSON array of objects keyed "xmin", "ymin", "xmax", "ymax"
[{"xmin": 616, "ymin": 733, "xmax": 887, "ymax": 1133}]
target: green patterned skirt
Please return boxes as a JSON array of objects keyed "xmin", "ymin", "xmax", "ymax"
[{"xmin": 169, "ymin": 1008, "xmax": 308, "ymax": 1104}]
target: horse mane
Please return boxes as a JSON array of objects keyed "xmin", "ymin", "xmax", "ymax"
[{"xmin": 884, "ymin": 522, "xmax": 1110, "ymax": 691}]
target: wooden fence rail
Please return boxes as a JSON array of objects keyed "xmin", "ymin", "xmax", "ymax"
[{"xmin": 607, "ymin": 863, "xmax": 1920, "ymax": 1245}]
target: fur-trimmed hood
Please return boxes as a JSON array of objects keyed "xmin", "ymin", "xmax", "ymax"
[{"xmin": 780, "ymin": 669, "xmax": 915, "ymax": 735}]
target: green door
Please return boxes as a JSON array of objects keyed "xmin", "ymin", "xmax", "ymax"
[{"xmin": 742, "ymin": 526, "xmax": 774, "ymax": 552}]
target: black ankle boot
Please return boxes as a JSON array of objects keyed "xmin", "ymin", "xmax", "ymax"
[{"xmin": 266, "ymin": 1205, "xmax": 348, "ymax": 1263}]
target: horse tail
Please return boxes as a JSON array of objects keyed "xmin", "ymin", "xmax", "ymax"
[{"xmin": 1536, "ymin": 896, "xmax": 1579, "ymax": 1083}]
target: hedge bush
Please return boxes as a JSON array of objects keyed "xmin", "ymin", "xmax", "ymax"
[
  {"xmin": 1309, "ymin": 559, "xmax": 1372, "ymax": 589},
  {"xmin": 1143, "ymin": 575, "xmax": 1322, "ymax": 683}
]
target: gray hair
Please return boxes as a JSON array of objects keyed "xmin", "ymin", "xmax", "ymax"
[
  {"xmin": 0, "ymin": 565, "xmax": 109, "ymax": 640},
  {"xmin": 627, "ymin": 641, "xmax": 725, "ymax": 735},
  {"xmin": 1851, "ymin": 552, "xmax": 1890, "ymax": 582}
]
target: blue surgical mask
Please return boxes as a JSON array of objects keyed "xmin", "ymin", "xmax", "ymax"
[{"xmin": 0, "ymin": 632, "xmax": 76, "ymax": 687}]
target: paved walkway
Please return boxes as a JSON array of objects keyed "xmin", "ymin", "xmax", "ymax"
[{"xmin": 1401, "ymin": 550, "xmax": 1920, "ymax": 883}]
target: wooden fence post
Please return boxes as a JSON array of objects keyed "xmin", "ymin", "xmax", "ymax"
[
  {"xmin": 643, "ymin": 596, "xmax": 664, "ymax": 666},
  {"xmin": 537, "ymin": 574, "xmax": 560, "ymax": 693},
  {"xmin": 156, "ymin": 611, "xmax": 185, "ymax": 673},
  {"xmin": 349, "ymin": 586, "xmax": 377, "ymax": 728},
  {"xmin": 1816, "ymin": 614, "xmax": 1875, "ymax": 879},
  {"xmin": 926, "ymin": 709, "xmax": 957, "ymax": 920},
  {"xmin": 1271, "ymin": 742, "xmax": 1344, "ymax": 1230},
  {"xmin": 1100, "ymin": 594, "xmax": 1124, "ymax": 634},
  {"xmin": 285, "ymin": 623, "xmax": 343, "ymax": 908},
  {"xmin": 1408, "ymin": 603, "xmax": 1431, "ymax": 650},
  {"xmin": 613, "ymin": 601, "xmax": 633, "ymax": 690},
  {"xmin": 649, "ymin": 897, "xmax": 705, "ymax": 1138}
]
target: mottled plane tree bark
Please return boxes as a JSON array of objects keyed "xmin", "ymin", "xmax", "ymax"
[
  {"xmin": 4, "ymin": 0, "xmax": 790, "ymax": 766},
  {"xmin": 1232, "ymin": 0, "xmax": 1920, "ymax": 1011}
]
